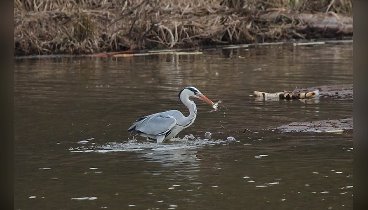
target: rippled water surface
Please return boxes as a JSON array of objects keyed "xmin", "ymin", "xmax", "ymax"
[{"xmin": 15, "ymin": 44, "xmax": 353, "ymax": 209}]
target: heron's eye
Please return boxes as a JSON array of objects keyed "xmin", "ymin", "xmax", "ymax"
[{"xmin": 187, "ymin": 87, "xmax": 199, "ymax": 95}]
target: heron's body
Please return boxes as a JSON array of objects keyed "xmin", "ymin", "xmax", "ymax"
[{"xmin": 128, "ymin": 87, "xmax": 213, "ymax": 143}]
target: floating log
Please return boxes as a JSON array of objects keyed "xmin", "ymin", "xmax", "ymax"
[
  {"xmin": 253, "ymin": 89, "xmax": 319, "ymax": 100},
  {"xmin": 254, "ymin": 84, "xmax": 353, "ymax": 101}
]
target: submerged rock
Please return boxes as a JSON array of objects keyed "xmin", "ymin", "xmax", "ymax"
[
  {"xmin": 276, "ymin": 118, "xmax": 352, "ymax": 133},
  {"xmin": 312, "ymin": 84, "xmax": 353, "ymax": 99},
  {"xmin": 204, "ymin": 132, "xmax": 212, "ymax": 139}
]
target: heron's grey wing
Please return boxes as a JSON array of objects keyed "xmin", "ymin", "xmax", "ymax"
[
  {"xmin": 130, "ymin": 114, "xmax": 177, "ymax": 136},
  {"xmin": 161, "ymin": 110, "xmax": 185, "ymax": 121}
]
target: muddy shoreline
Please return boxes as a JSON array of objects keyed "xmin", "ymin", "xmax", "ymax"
[
  {"xmin": 15, "ymin": 0, "xmax": 352, "ymax": 56},
  {"xmin": 14, "ymin": 39, "xmax": 353, "ymax": 59}
]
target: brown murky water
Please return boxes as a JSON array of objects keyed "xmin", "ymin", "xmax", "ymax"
[{"xmin": 15, "ymin": 44, "xmax": 353, "ymax": 209}]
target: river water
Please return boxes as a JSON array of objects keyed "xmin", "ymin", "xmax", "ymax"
[{"xmin": 15, "ymin": 43, "xmax": 353, "ymax": 209}]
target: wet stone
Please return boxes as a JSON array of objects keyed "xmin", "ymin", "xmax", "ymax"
[{"xmin": 276, "ymin": 118, "xmax": 352, "ymax": 133}]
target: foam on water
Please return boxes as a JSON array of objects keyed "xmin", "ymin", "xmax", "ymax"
[
  {"xmin": 69, "ymin": 135, "xmax": 238, "ymax": 167},
  {"xmin": 69, "ymin": 135, "xmax": 235, "ymax": 153},
  {"xmin": 71, "ymin": 196, "xmax": 98, "ymax": 201}
]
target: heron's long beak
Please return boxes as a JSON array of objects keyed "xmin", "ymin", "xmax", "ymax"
[{"xmin": 197, "ymin": 94, "xmax": 214, "ymax": 106}]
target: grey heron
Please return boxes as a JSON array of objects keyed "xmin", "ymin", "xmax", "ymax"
[{"xmin": 128, "ymin": 86, "xmax": 215, "ymax": 143}]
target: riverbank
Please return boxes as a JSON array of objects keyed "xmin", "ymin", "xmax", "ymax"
[{"xmin": 14, "ymin": 0, "xmax": 353, "ymax": 56}]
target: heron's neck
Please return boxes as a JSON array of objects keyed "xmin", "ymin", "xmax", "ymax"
[{"xmin": 181, "ymin": 95, "xmax": 197, "ymax": 120}]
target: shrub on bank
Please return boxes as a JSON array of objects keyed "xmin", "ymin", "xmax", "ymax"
[{"xmin": 14, "ymin": 0, "xmax": 353, "ymax": 56}]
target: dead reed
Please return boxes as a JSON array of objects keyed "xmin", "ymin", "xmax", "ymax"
[{"xmin": 14, "ymin": 0, "xmax": 353, "ymax": 56}]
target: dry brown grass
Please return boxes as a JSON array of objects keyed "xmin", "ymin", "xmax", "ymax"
[{"xmin": 14, "ymin": 0, "xmax": 353, "ymax": 56}]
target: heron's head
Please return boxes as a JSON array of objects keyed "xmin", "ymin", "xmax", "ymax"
[{"xmin": 179, "ymin": 86, "xmax": 214, "ymax": 106}]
